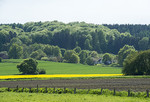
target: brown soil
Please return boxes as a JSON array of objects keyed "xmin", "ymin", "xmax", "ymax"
[{"xmin": 0, "ymin": 78, "xmax": 150, "ymax": 92}]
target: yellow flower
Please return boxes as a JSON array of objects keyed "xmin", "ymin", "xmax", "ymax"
[{"xmin": 0, "ymin": 74, "xmax": 123, "ymax": 79}]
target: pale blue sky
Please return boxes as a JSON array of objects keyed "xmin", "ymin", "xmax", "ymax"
[{"xmin": 0, "ymin": 0, "xmax": 150, "ymax": 24}]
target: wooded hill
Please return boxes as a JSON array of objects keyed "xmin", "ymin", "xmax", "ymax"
[{"xmin": 0, "ymin": 21, "xmax": 150, "ymax": 58}]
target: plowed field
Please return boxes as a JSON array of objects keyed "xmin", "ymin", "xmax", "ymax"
[{"xmin": 0, "ymin": 78, "xmax": 150, "ymax": 92}]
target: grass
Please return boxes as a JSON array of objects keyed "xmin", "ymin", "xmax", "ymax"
[
  {"xmin": 0, "ymin": 59, "xmax": 122, "ymax": 75},
  {"xmin": 0, "ymin": 92, "xmax": 150, "ymax": 102}
]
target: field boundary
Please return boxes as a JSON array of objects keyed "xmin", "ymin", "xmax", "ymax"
[{"xmin": 0, "ymin": 87, "xmax": 150, "ymax": 98}]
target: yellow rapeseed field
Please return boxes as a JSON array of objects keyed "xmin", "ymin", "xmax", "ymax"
[{"xmin": 0, "ymin": 74, "xmax": 123, "ymax": 79}]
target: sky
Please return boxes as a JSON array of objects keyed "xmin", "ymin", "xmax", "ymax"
[{"xmin": 0, "ymin": 0, "xmax": 150, "ymax": 24}]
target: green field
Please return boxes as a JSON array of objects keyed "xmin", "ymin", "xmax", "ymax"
[
  {"xmin": 0, "ymin": 59, "xmax": 122, "ymax": 75},
  {"xmin": 0, "ymin": 92, "xmax": 149, "ymax": 102}
]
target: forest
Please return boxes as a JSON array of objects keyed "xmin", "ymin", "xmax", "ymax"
[{"xmin": 0, "ymin": 21, "xmax": 150, "ymax": 66}]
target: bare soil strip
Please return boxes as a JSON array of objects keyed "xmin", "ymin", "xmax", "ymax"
[{"xmin": 0, "ymin": 78, "xmax": 150, "ymax": 92}]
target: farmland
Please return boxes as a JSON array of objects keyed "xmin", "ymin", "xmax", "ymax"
[
  {"xmin": 1, "ymin": 59, "xmax": 150, "ymax": 101},
  {"xmin": 0, "ymin": 59, "xmax": 122, "ymax": 75},
  {"xmin": 1, "ymin": 78, "xmax": 150, "ymax": 92},
  {"xmin": 0, "ymin": 92, "xmax": 150, "ymax": 102}
]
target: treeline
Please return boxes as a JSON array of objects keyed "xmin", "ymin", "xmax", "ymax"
[
  {"xmin": 103, "ymin": 24, "xmax": 150, "ymax": 38},
  {"xmin": 0, "ymin": 21, "xmax": 150, "ymax": 62},
  {"xmin": 1, "ymin": 21, "xmax": 148, "ymax": 54}
]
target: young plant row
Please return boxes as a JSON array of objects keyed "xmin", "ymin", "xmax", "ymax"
[{"xmin": 0, "ymin": 87, "xmax": 149, "ymax": 98}]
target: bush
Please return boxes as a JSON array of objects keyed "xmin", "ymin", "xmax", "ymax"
[
  {"xmin": 38, "ymin": 68, "xmax": 46, "ymax": 74},
  {"xmin": 41, "ymin": 57, "xmax": 49, "ymax": 61}
]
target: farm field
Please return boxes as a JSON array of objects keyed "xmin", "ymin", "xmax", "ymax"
[
  {"xmin": 1, "ymin": 78, "xmax": 150, "ymax": 92},
  {"xmin": 0, "ymin": 92, "xmax": 150, "ymax": 102},
  {"xmin": 0, "ymin": 59, "xmax": 122, "ymax": 75}
]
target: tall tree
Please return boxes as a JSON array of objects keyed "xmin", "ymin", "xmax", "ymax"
[
  {"xmin": 118, "ymin": 45, "xmax": 137, "ymax": 66},
  {"xmin": 8, "ymin": 44, "xmax": 23, "ymax": 59}
]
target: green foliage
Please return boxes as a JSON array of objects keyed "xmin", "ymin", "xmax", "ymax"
[
  {"xmin": 1, "ymin": 92, "xmax": 150, "ymax": 102},
  {"xmin": 79, "ymin": 50, "xmax": 89, "ymax": 64},
  {"xmin": 43, "ymin": 45, "xmax": 62, "ymax": 57},
  {"xmin": 8, "ymin": 44, "xmax": 23, "ymax": 59},
  {"xmin": 90, "ymin": 51, "xmax": 98, "ymax": 58},
  {"xmin": 123, "ymin": 49, "xmax": 150, "ymax": 75},
  {"xmin": 118, "ymin": 45, "xmax": 137, "ymax": 66},
  {"xmin": 17, "ymin": 58, "xmax": 39, "ymax": 74},
  {"xmin": 0, "ymin": 87, "xmax": 149, "ymax": 99},
  {"xmin": 73, "ymin": 46, "xmax": 81, "ymax": 54},
  {"xmin": 64, "ymin": 50, "xmax": 79, "ymax": 63},
  {"xmin": 69, "ymin": 53, "xmax": 80, "ymax": 63},
  {"xmin": 102, "ymin": 53, "xmax": 112, "ymax": 65},
  {"xmin": 1, "ymin": 21, "xmax": 147, "ymax": 56},
  {"xmin": 86, "ymin": 56, "xmax": 95, "ymax": 65},
  {"xmin": 30, "ymin": 49, "xmax": 46, "ymax": 60},
  {"xmin": 41, "ymin": 57, "xmax": 49, "ymax": 61},
  {"xmin": 0, "ymin": 57, "xmax": 2, "ymax": 62},
  {"xmin": 138, "ymin": 37, "xmax": 149, "ymax": 50}
]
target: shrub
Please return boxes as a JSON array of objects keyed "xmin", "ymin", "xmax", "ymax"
[
  {"xmin": 38, "ymin": 68, "xmax": 46, "ymax": 74},
  {"xmin": 41, "ymin": 57, "xmax": 49, "ymax": 61}
]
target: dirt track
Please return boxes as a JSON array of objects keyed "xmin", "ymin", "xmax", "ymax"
[{"xmin": 0, "ymin": 78, "xmax": 150, "ymax": 92}]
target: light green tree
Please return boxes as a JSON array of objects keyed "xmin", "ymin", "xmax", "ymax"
[
  {"xmin": 8, "ymin": 44, "xmax": 23, "ymax": 59},
  {"xmin": 118, "ymin": 45, "xmax": 137, "ymax": 66},
  {"xmin": 79, "ymin": 50, "xmax": 89, "ymax": 64},
  {"xmin": 102, "ymin": 53, "xmax": 112, "ymax": 65},
  {"xmin": 64, "ymin": 50, "xmax": 80, "ymax": 63}
]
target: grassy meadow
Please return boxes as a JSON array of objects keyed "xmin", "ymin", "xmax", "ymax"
[
  {"xmin": 0, "ymin": 92, "xmax": 150, "ymax": 102},
  {"xmin": 0, "ymin": 59, "xmax": 122, "ymax": 75}
]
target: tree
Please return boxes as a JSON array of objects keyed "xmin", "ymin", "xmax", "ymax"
[
  {"xmin": 86, "ymin": 56, "xmax": 95, "ymax": 65},
  {"xmin": 44, "ymin": 45, "xmax": 53, "ymax": 56},
  {"xmin": 79, "ymin": 50, "xmax": 89, "ymax": 64},
  {"xmin": 90, "ymin": 51, "xmax": 99, "ymax": 58},
  {"xmin": 138, "ymin": 37, "xmax": 149, "ymax": 50},
  {"xmin": 118, "ymin": 45, "xmax": 137, "ymax": 66},
  {"xmin": 30, "ymin": 49, "xmax": 46, "ymax": 60},
  {"xmin": 17, "ymin": 58, "xmax": 38, "ymax": 74},
  {"xmin": 102, "ymin": 53, "xmax": 112, "ymax": 65},
  {"xmin": 30, "ymin": 51, "xmax": 39, "ymax": 59},
  {"xmin": 64, "ymin": 50, "xmax": 76, "ymax": 61},
  {"xmin": 8, "ymin": 44, "xmax": 23, "ymax": 59},
  {"xmin": 69, "ymin": 53, "xmax": 80, "ymax": 63},
  {"xmin": 64, "ymin": 50, "xmax": 79, "ymax": 63},
  {"xmin": 84, "ymin": 39, "xmax": 92, "ymax": 50},
  {"xmin": 10, "ymin": 38, "xmax": 22, "ymax": 46},
  {"xmin": 53, "ymin": 46, "xmax": 62, "ymax": 57},
  {"xmin": 73, "ymin": 46, "xmax": 81, "ymax": 54},
  {"xmin": 123, "ymin": 50, "xmax": 150, "ymax": 75}
]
